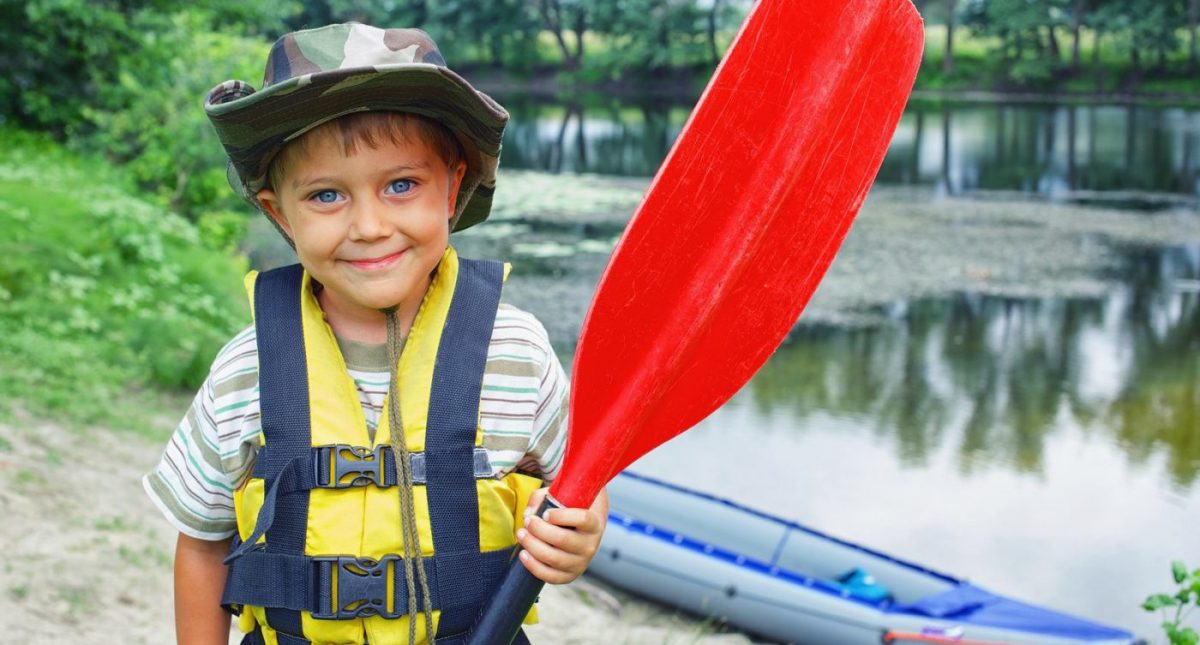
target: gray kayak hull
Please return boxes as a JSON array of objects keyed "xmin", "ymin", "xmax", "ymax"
[{"xmin": 587, "ymin": 472, "xmax": 1138, "ymax": 645}]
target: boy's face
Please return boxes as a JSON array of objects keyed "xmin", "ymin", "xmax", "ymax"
[{"xmin": 257, "ymin": 129, "xmax": 466, "ymax": 329}]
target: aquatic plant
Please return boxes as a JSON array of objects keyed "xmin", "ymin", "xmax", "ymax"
[{"xmin": 1143, "ymin": 561, "xmax": 1200, "ymax": 645}]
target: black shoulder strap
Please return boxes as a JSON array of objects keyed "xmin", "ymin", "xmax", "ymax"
[
  {"xmin": 426, "ymin": 257, "xmax": 507, "ymax": 639},
  {"xmin": 251, "ymin": 263, "xmax": 311, "ymax": 635}
]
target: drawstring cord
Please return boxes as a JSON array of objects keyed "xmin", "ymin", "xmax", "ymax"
[{"xmin": 383, "ymin": 308, "xmax": 436, "ymax": 644}]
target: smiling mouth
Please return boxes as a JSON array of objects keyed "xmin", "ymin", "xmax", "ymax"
[{"xmin": 346, "ymin": 250, "xmax": 406, "ymax": 271}]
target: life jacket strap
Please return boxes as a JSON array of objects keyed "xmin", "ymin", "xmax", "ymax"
[
  {"xmin": 222, "ymin": 546, "xmax": 511, "ymax": 621},
  {"xmin": 238, "ymin": 255, "xmax": 510, "ymax": 640},
  {"xmin": 249, "ymin": 444, "xmax": 495, "ymax": 488},
  {"xmin": 239, "ymin": 620, "xmax": 532, "ymax": 645},
  {"xmin": 225, "ymin": 445, "xmax": 498, "ymax": 566}
]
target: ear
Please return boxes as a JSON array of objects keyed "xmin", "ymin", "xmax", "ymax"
[
  {"xmin": 257, "ymin": 188, "xmax": 294, "ymax": 240},
  {"xmin": 445, "ymin": 162, "xmax": 468, "ymax": 217}
]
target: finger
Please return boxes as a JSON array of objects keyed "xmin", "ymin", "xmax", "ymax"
[
  {"xmin": 524, "ymin": 516, "xmax": 592, "ymax": 555},
  {"xmin": 592, "ymin": 488, "xmax": 610, "ymax": 515},
  {"xmin": 538, "ymin": 506, "xmax": 602, "ymax": 532},
  {"xmin": 518, "ymin": 526, "xmax": 586, "ymax": 578},
  {"xmin": 516, "ymin": 546, "xmax": 575, "ymax": 585},
  {"xmin": 525, "ymin": 487, "xmax": 548, "ymax": 517}
]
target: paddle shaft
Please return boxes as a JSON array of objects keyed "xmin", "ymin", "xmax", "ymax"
[{"xmin": 466, "ymin": 497, "xmax": 559, "ymax": 644}]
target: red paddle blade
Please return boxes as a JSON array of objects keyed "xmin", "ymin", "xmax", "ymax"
[{"xmin": 552, "ymin": 0, "xmax": 924, "ymax": 508}]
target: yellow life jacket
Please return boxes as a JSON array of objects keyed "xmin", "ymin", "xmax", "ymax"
[{"xmin": 222, "ymin": 247, "xmax": 541, "ymax": 645}]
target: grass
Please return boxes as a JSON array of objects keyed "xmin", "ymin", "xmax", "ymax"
[
  {"xmin": 916, "ymin": 25, "xmax": 1200, "ymax": 101},
  {"xmin": 0, "ymin": 129, "xmax": 249, "ymax": 434},
  {"xmin": 94, "ymin": 516, "xmax": 133, "ymax": 532},
  {"xmin": 55, "ymin": 584, "xmax": 96, "ymax": 618}
]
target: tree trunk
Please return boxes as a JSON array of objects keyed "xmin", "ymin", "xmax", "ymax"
[
  {"xmin": 411, "ymin": 0, "xmax": 427, "ymax": 28},
  {"xmin": 170, "ymin": 169, "xmax": 189, "ymax": 214},
  {"xmin": 488, "ymin": 34, "xmax": 503, "ymax": 67},
  {"xmin": 1047, "ymin": 25, "xmax": 1061, "ymax": 63},
  {"xmin": 1191, "ymin": 0, "xmax": 1199, "ymax": 71},
  {"xmin": 540, "ymin": 0, "xmax": 580, "ymax": 71},
  {"xmin": 570, "ymin": 6, "xmax": 586, "ymax": 65},
  {"xmin": 943, "ymin": 0, "xmax": 955, "ymax": 74},
  {"xmin": 1071, "ymin": 0, "xmax": 1083, "ymax": 70},
  {"xmin": 707, "ymin": 0, "xmax": 724, "ymax": 66},
  {"xmin": 655, "ymin": 0, "xmax": 671, "ymax": 73}
]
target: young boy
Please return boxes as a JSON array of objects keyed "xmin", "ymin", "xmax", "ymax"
[{"xmin": 143, "ymin": 23, "xmax": 608, "ymax": 645}]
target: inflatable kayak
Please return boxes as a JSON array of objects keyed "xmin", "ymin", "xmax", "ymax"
[{"xmin": 588, "ymin": 472, "xmax": 1139, "ymax": 645}]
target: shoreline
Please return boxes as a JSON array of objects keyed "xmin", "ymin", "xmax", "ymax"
[{"xmin": 467, "ymin": 70, "xmax": 1200, "ymax": 107}]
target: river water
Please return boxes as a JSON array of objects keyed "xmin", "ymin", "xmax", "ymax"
[{"xmin": 481, "ymin": 95, "xmax": 1200, "ymax": 640}]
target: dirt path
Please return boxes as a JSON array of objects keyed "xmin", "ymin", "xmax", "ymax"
[{"xmin": 0, "ymin": 412, "xmax": 750, "ymax": 644}]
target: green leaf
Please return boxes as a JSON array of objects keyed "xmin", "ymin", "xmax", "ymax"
[
  {"xmin": 1174, "ymin": 561, "xmax": 1189, "ymax": 584},
  {"xmin": 1145, "ymin": 593, "xmax": 1177, "ymax": 611},
  {"xmin": 1179, "ymin": 628, "xmax": 1199, "ymax": 645}
]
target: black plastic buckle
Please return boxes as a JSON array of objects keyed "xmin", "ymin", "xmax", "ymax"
[
  {"xmin": 312, "ymin": 554, "xmax": 403, "ymax": 620},
  {"xmin": 318, "ymin": 444, "xmax": 390, "ymax": 488}
]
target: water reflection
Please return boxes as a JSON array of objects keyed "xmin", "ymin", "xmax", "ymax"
[
  {"xmin": 496, "ymin": 93, "xmax": 689, "ymax": 177},
  {"xmin": 881, "ymin": 105, "xmax": 1200, "ymax": 200},
  {"xmin": 750, "ymin": 244, "xmax": 1200, "ymax": 489},
  {"xmin": 494, "ymin": 92, "xmax": 1200, "ymax": 200}
]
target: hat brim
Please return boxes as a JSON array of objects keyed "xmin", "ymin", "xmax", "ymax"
[{"xmin": 207, "ymin": 63, "xmax": 507, "ymax": 232}]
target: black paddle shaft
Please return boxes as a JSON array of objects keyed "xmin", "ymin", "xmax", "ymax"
[{"xmin": 466, "ymin": 496, "xmax": 562, "ymax": 644}]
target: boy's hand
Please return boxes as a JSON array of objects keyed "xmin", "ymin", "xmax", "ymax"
[{"xmin": 516, "ymin": 486, "xmax": 609, "ymax": 584}]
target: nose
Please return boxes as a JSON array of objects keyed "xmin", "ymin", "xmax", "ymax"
[{"xmin": 348, "ymin": 196, "xmax": 392, "ymax": 242}]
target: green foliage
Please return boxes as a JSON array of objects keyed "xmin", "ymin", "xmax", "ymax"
[
  {"xmin": 80, "ymin": 13, "xmax": 270, "ymax": 218},
  {"xmin": 0, "ymin": 0, "xmax": 291, "ymax": 133},
  {"xmin": 1143, "ymin": 560, "xmax": 1200, "ymax": 645},
  {"xmin": 0, "ymin": 130, "xmax": 248, "ymax": 427}
]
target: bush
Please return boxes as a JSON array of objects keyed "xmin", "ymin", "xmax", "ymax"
[
  {"xmin": 0, "ymin": 129, "xmax": 248, "ymax": 428},
  {"xmin": 1143, "ymin": 561, "xmax": 1200, "ymax": 645},
  {"xmin": 80, "ymin": 12, "xmax": 270, "ymax": 219}
]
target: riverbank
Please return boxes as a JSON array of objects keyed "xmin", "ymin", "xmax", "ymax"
[
  {"xmin": 468, "ymin": 67, "xmax": 1200, "ymax": 108},
  {"xmin": 0, "ymin": 411, "xmax": 752, "ymax": 643}
]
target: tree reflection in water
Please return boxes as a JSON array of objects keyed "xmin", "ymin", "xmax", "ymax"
[
  {"xmin": 494, "ymin": 93, "xmax": 1200, "ymax": 200},
  {"xmin": 749, "ymin": 244, "xmax": 1200, "ymax": 489}
]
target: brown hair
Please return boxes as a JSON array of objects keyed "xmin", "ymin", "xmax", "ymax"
[{"xmin": 266, "ymin": 111, "xmax": 466, "ymax": 192}]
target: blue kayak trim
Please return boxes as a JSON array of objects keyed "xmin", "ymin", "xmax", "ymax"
[
  {"xmin": 611, "ymin": 471, "xmax": 1135, "ymax": 642},
  {"xmin": 610, "ymin": 510, "xmax": 894, "ymax": 611}
]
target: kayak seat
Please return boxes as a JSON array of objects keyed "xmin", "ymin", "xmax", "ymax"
[{"xmin": 834, "ymin": 567, "xmax": 894, "ymax": 604}]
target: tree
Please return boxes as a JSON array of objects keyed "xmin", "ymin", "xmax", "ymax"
[
  {"xmin": 1070, "ymin": 0, "xmax": 1085, "ymax": 70},
  {"xmin": 1190, "ymin": 0, "xmax": 1199, "ymax": 71},
  {"xmin": 945, "ymin": 0, "xmax": 957, "ymax": 74},
  {"xmin": 706, "ymin": 0, "xmax": 725, "ymax": 66},
  {"xmin": 963, "ymin": 0, "xmax": 1066, "ymax": 84},
  {"xmin": 539, "ymin": 0, "xmax": 587, "ymax": 70}
]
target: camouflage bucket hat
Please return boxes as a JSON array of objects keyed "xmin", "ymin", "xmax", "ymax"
[{"xmin": 205, "ymin": 23, "xmax": 508, "ymax": 232}]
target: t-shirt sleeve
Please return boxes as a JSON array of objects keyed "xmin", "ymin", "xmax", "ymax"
[
  {"xmin": 142, "ymin": 326, "xmax": 260, "ymax": 541},
  {"xmin": 527, "ymin": 346, "xmax": 569, "ymax": 484}
]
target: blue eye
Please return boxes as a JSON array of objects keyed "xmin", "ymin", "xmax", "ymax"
[
  {"xmin": 312, "ymin": 190, "xmax": 340, "ymax": 204},
  {"xmin": 387, "ymin": 179, "xmax": 415, "ymax": 194}
]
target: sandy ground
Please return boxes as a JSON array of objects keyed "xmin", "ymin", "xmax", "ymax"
[{"xmin": 0, "ymin": 411, "xmax": 750, "ymax": 644}]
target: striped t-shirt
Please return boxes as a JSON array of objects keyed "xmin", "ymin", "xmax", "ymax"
[{"xmin": 143, "ymin": 303, "xmax": 569, "ymax": 541}]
